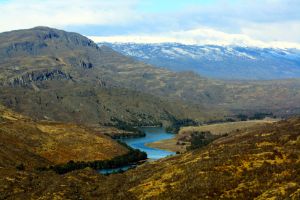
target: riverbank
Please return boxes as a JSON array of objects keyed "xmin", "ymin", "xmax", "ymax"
[
  {"xmin": 96, "ymin": 127, "xmax": 177, "ymax": 174},
  {"xmin": 39, "ymin": 146, "xmax": 147, "ymax": 174},
  {"xmin": 146, "ymin": 119, "xmax": 279, "ymax": 153},
  {"xmin": 120, "ymin": 127, "xmax": 176, "ymax": 160},
  {"xmin": 145, "ymin": 137, "xmax": 186, "ymax": 153}
]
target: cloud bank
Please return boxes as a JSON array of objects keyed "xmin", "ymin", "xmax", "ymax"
[
  {"xmin": 0, "ymin": 0, "xmax": 139, "ymax": 31},
  {"xmin": 0, "ymin": 0, "xmax": 300, "ymax": 48},
  {"xmin": 89, "ymin": 27, "xmax": 300, "ymax": 49}
]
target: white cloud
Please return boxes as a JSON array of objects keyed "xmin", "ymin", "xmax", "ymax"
[
  {"xmin": 89, "ymin": 27, "xmax": 300, "ymax": 49},
  {"xmin": 0, "ymin": 0, "xmax": 139, "ymax": 32},
  {"xmin": 1, "ymin": 0, "xmax": 300, "ymax": 49},
  {"xmin": 241, "ymin": 21, "xmax": 300, "ymax": 43}
]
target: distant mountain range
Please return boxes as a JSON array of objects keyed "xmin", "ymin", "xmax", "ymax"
[{"xmin": 99, "ymin": 42, "xmax": 300, "ymax": 80}]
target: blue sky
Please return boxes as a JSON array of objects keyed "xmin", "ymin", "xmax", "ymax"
[
  {"xmin": 0, "ymin": 0, "xmax": 300, "ymax": 48},
  {"xmin": 137, "ymin": 0, "xmax": 213, "ymax": 12}
]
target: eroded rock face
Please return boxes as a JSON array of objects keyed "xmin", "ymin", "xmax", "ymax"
[
  {"xmin": 3, "ymin": 69, "xmax": 73, "ymax": 87},
  {"xmin": 80, "ymin": 60, "xmax": 93, "ymax": 69}
]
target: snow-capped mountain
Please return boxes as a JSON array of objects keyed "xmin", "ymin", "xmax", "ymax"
[{"xmin": 98, "ymin": 42, "xmax": 300, "ymax": 80}]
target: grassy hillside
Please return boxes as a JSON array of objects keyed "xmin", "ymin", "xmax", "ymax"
[
  {"xmin": 1, "ymin": 117, "xmax": 299, "ymax": 199},
  {"xmin": 120, "ymin": 118, "xmax": 300, "ymax": 199},
  {"xmin": 179, "ymin": 118, "xmax": 278, "ymax": 135},
  {"xmin": 0, "ymin": 105, "xmax": 128, "ymax": 169},
  {"xmin": 0, "ymin": 82, "xmax": 207, "ymax": 129}
]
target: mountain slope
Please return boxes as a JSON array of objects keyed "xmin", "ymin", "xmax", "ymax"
[
  {"xmin": 0, "ymin": 105, "xmax": 128, "ymax": 169},
  {"xmin": 0, "ymin": 27, "xmax": 207, "ymax": 125},
  {"xmin": 101, "ymin": 42, "xmax": 300, "ymax": 80},
  {"xmin": 1, "ymin": 27, "xmax": 300, "ymax": 126}
]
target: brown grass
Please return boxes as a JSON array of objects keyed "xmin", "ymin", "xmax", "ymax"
[
  {"xmin": 179, "ymin": 118, "xmax": 278, "ymax": 135},
  {"xmin": 0, "ymin": 118, "xmax": 300, "ymax": 199},
  {"xmin": 0, "ymin": 105, "xmax": 128, "ymax": 169}
]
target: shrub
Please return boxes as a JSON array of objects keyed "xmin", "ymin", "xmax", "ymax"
[
  {"xmin": 165, "ymin": 118, "xmax": 198, "ymax": 134},
  {"xmin": 16, "ymin": 163, "xmax": 25, "ymax": 171},
  {"xmin": 43, "ymin": 148, "xmax": 147, "ymax": 174},
  {"xmin": 187, "ymin": 131, "xmax": 221, "ymax": 150}
]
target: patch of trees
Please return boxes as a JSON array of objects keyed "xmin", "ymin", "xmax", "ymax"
[
  {"xmin": 16, "ymin": 163, "xmax": 25, "ymax": 171},
  {"xmin": 37, "ymin": 142, "xmax": 147, "ymax": 174},
  {"xmin": 236, "ymin": 112, "xmax": 274, "ymax": 121},
  {"xmin": 204, "ymin": 118, "xmax": 236, "ymax": 125},
  {"xmin": 236, "ymin": 114, "xmax": 248, "ymax": 121},
  {"xmin": 187, "ymin": 131, "xmax": 226, "ymax": 150},
  {"xmin": 165, "ymin": 118, "xmax": 198, "ymax": 134},
  {"xmin": 203, "ymin": 112, "xmax": 274, "ymax": 125},
  {"xmin": 107, "ymin": 118, "xmax": 146, "ymax": 138},
  {"xmin": 108, "ymin": 132, "xmax": 146, "ymax": 139},
  {"xmin": 129, "ymin": 113, "xmax": 162, "ymax": 127}
]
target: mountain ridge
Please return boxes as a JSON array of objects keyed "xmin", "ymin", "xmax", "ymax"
[{"xmin": 100, "ymin": 42, "xmax": 300, "ymax": 80}]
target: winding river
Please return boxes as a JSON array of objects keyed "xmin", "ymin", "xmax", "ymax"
[
  {"xmin": 121, "ymin": 127, "xmax": 176, "ymax": 160},
  {"xmin": 99, "ymin": 127, "xmax": 176, "ymax": 174}
]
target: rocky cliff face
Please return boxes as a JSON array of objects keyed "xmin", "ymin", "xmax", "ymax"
[{"xmin": 3, "ymin": 69, "xmax": 72, "ymax": 87}]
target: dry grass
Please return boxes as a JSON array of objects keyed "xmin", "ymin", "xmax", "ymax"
[
  {"xmin": 123, "ymin": 118, "xmax": 300, "ymax": 199},
  {"xmin": 146, "ymin": 138, "xmax": 185, "ymax": 153},
  {"xmin": 0, "ymin": 118, "xmax": 299, "ymax": 199},
  {"xmin": 179, "ymin": 118, "xmax": 278, "ymax": 136},
  {"xmin": 0, "ymin": 105, "xmax": 128, "ymax": 169}
]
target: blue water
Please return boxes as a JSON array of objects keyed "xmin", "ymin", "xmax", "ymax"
[
  {"xmin": 120, "ymin": 127, "xmax": 176, "ymax": 160},
  {"xmin": 98, "ymin": 165, "xmax": 136, "ymax": 175},
  {"xmin": 98, "ymin": 127, "xmax": 175, "ymax": 174}
]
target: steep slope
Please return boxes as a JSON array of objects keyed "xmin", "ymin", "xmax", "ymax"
[
  {"xmin": 0, "ymin": 105, "xmax": 128, "ymax": 169},
  {"xmin": 101, "ymin": 42, "xmax": 300, "ymax": 80},
  {"xmin": 1, "ymin": 118, "xmax": 299, "ymax": 199}
]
